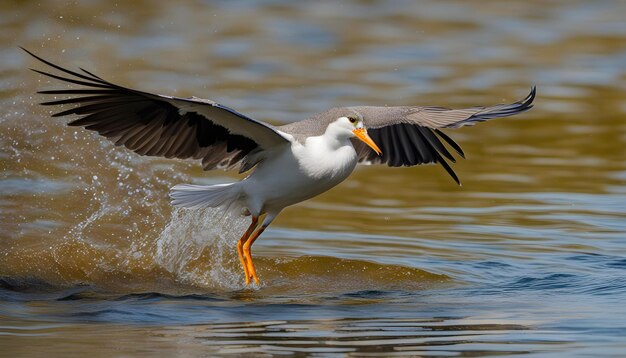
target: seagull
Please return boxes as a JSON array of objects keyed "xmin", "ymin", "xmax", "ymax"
[{"xmin": 24, "ymin": 48, "xmax": 535, "ymax": 285}]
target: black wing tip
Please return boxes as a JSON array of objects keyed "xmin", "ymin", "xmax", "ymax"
[
  {"xmin": 21, "ymin": 47, "xmax": 53, "ymax": 67},
  {"xmin": 528, "ymin": 85, "xmax": 537, "ymax": 100},
  {"xmin": 22, "ymin": 46, "xmax": 113, "ymax": 88},
  {"xmin": 436, "ymin": 154, "xmax": 461, "ymax": 186},
  {"xmin": 509, "ymin": 85, "xmax": 536, "ymax": 114},
  {"xmin": 498, "ymin": 86, "xmax": 537, "ymax": 114},
  {"xmin": 434, "ymin": 129, "xmax": 465, "ymax": 159},
  {"xmin": 29, "ymin": 68, "xmax": 49, "ymax": 76},
  {"xmin": 499, "ymin": 85, "xmax": 536, "ymax": 118},
  {"xmin": 442, "ymin": 86, "xmax": 537, "ymax": 128},
  {"xmin": 521, "ymin": 85, "xmax": 536, "ymax": 109},
  {"xmin": 19, "ymin": 46, "xmax": 33, "ymax": 56}
]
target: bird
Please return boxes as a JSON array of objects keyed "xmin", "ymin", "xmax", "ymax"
[{"xmin": 24, "ymin": 48, "xmax": 535, "ymax": 285}]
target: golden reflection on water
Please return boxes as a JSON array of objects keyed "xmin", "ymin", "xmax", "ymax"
[{"xmin": 1, "ymin": 0, "xmax": 626, "ymax": 356}]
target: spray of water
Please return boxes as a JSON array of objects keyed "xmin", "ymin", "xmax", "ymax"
[
  {"xmin": 1, "ymin": 93, "xmax": 257, "ymax": 292},
  {"xmin": 155, "ymin": 207, "xmax": 249, "ymax": 291}
]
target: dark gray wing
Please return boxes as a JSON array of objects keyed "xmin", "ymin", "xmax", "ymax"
[
  {"xmin": 281, "ymin": 88, "xmax": 535, "ymax": 185},
  {"xmin": 24, "ymin": 48, "xmax": 290, "ymax": 172},
  {"xmin": 356, "ymin": 87, "xmax": 536, "ymax": 129},
  {"xmin": 352, "ymin": 88, "xmax": 535, "ymax": 184}
]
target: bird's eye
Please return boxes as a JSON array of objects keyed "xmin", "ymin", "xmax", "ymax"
[{"xmin": 348, "ymin": 117, "xmax": 357, "ymax": 124}]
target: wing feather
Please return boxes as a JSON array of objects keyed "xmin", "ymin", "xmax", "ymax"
[
  {"xmin": 417, "ymin": 126, "xmax": 456, "ymax": 163},
  {"xmin": 434, "ymin": 129, "xmax": 465, "ymax": 158},
  {"xmin": 396, "ymin": 124, "xmax": 417, "ymax": 165},
  {"xmin": 25, "ymin": 48, "xmax": 289, "ymax": 172},
  {"xmin": 303, "ymin": 88, "xmax": 534, "ymax": 184}
]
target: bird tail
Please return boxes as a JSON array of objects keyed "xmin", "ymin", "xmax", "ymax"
[{"xmin": 169, "ymin": 183, "xmax": 242, "ymax": 211}]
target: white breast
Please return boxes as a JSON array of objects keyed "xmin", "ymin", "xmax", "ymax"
[
  {"xmin": 241, "ymin": 134, "xmax": 358, "ymax": 214},
  {"xmin": 297, "ymin": 135, "xmax": 357, "ymax": 181}
]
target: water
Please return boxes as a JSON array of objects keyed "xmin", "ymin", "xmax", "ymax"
[{"xmin": 2, "ymin": 1, "xmax": 626, "ymax": 356}]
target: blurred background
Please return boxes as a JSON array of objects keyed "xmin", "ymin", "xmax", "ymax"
[{"xmin": 1, "ymin": 1, "xmax": 625, "ymax": 356}]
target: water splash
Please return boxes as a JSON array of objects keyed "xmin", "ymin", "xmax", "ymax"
[{"xmin": 155, "ymin": 207, "xmax": 249, "ymax": 291}]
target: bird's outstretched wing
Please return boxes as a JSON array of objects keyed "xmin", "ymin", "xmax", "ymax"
[
  {"xmin": 24, "ymin": 48, "xmax": 290, "ymax": 172},
  {"xmin": 352, "ymin": 88, "xmax": 535, "ymax": 184},
  {"xmin": 282, "ymin": 88, "xmax": 535, "ymax": 185}
]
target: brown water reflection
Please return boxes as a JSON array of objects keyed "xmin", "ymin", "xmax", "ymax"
[
  {"xmin": 2, "ymin": 0, "xmax": 626, "ymax": 356},
  {"xmin": 3, "ymin": 316, "xmax": 569, "ymax": 357}
]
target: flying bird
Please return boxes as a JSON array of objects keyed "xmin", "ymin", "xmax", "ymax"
[{"xmin": 24, "ymin": 48, "xmax": 535, "ymax": 285}]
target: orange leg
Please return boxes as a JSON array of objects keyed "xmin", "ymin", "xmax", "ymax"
[
  {"xmin": 243, "ymin": 224, "xmax": 268, "ymax": 285},
  {"xmin": 237, "ymin": 216, "xmax": 259, "ymax": 285}
]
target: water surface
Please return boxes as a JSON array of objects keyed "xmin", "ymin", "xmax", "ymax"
[{"xmin": 2, "ymin": 1, "xmax": 626, "ymax": 356}]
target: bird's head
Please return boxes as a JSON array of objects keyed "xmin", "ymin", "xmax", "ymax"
[{"xmin": 332, "ymin": 114, "xmax": 382, "ymax": 156}]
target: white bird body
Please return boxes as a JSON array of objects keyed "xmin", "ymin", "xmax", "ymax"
[
  {"xmin": 175, "ymin": 118, "xmax": 362, "ymax": 225},
  {"xmin": 25, "ymin": 48, "xmax": 534, "ymax": 285},
  {"xmin": 242, "ymin": 120, "xmax": 359, "ymax": 217}
]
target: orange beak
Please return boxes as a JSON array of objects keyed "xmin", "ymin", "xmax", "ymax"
[{"xmin": 353, "ymin": 128, "xmax": 382, "ymax": 156}]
